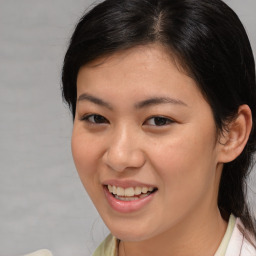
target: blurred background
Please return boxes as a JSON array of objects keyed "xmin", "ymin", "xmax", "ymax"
[{"xmin": 0, "ymin": 0, "xmax": 255, "ymax": 255}]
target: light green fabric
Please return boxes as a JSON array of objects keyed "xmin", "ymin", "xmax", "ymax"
[
  {"xmin": 214, "ymin": 214, "xmax": 236, "ymax": 256},
  {"xmin": 93, "ymin": 234, "xmax": 119, "ymax": 256},
  {"xmin": 93, "ymin": 215, "xmax": 236, "ymax": 256}
]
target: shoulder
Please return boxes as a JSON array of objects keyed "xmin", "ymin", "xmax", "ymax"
[
  {"xmin": 225, "ymin": 218, "xmax": 256, "ymax": 256},
  {"xmin": 24, "ymin": 249, "xmax": 53, "ymax": 256}
]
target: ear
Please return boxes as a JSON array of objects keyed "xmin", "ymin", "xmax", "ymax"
[{"xmin": 218, "ymin": 104, "xmax": 252, "ymax": 163}]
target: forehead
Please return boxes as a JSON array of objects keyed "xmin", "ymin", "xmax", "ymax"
[
  {"xmin": 77, "ymin": 44, "xmax": 195, "ymax": 93},
  {"xmin": 82, "ymin": 44, "xmax": 185, "ymax": 73},
  {"xmin": 77, "ymin": 44, "xmax": 204, "ymax": 106}
]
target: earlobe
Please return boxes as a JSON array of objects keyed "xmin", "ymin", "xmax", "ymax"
[{"xmin": 218, "ymin": 104, "xmax": 252, "ymax": 163}]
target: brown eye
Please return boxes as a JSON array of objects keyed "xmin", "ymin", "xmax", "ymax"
[
  {"xmin": 82, "ymin": 114, "xmax": 109, "ymax": 124},
  {"xmin": 145, "ymin": 116, "xmax": 174, "ymax": 126}
]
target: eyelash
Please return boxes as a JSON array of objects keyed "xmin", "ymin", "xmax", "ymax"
[
  {"xmin": 80, "ymin": 114, "xmax": 174, "ymax": 127},
  {"xmin": 144, "ymin": 116, "xmax": 174, "ymax": 126},
  {"xmin": 80, "ymin": 114, "xmax": 109, "ymax": 124}
]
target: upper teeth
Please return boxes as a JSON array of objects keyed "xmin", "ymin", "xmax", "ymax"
[{"xmin": 107, "ymin": 185, "xmax": 154, "ymax": 197}]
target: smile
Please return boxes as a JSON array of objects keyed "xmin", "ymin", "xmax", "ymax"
[
  {"xmin": 107, "ymin": 185, "xmax": 156, "ymax": 201},
  {"xmin": 103, "ymin": 183, "xmax": 158, "ymax": 213}
]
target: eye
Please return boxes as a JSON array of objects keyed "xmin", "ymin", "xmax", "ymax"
[
  {"xmin": 144, "ymin": 116, "xmax": 174, "ymax": 126},
  {"xmin": 81, "ymin": 114, "xmax": 109, "ymax": 124}
]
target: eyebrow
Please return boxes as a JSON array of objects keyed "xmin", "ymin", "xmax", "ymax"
[
  {"xmin": 77, "ymin": 93, "xmax": 188, "ymax": 109},
  {"xmin": 77, "ymin": 93, "xmax": 113, "ymax": 110},
  {"xmin": 135, "ymin": 97, "xmax": 188, "ymax": 109}
]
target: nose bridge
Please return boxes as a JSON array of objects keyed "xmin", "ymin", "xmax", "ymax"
[
  {"xmin": 114, "ymin": 123, "xmax": 132, "ymax": 150},
  {"xmin": 104, "ymin": 123, "xmax": 145, "ymax": 172}
]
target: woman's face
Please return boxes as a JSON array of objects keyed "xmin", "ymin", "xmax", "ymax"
[{"xmin": 72, "ymin": 44, "xmax": 224, "ymax": 241}]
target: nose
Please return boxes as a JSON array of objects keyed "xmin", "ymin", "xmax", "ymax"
[{"xmin": 103, "ymin": 126, "xmax": 146, "ymax": 172}]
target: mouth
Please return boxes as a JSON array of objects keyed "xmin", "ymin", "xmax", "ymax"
[{"xmin": 105, "ymin": 184, "xmax": 158, "ymax": 201}]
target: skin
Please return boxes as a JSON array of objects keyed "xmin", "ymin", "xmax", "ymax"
[{"xmin": 72, "ymin": 44, "xmax": 230, "ymax": 256}]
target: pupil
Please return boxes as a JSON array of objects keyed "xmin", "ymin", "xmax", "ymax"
[
  {"xmin": 94, "ymin": 115, "xmax": 105, "ymax": 123},
  {"xmin": 155, "ymin": 117, "xmax": 166, "ymax": 126}
]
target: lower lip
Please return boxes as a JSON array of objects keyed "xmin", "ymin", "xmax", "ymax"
[{"xmin": 103, "ymin": 186, "xmax": 156, "ymax": 213}]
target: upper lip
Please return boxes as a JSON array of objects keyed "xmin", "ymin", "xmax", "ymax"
[{"xmin": 102, "ymin": 179, "xmax": 157, "ymax": 189}]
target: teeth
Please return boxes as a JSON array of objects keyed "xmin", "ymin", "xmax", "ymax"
[
  {"xmin": 116, "ymin": 187, "xmax": 124, "ymax": 196},
  {"xmin": 108, "ymin": 185, "xmax": 113, "ymax": 193},
  {"xmin": 135, "ymin": 187, "xmax": 142, "ymax": 195},
  {"xmin": 107, "ymin": 185, "xmax": 155, "ymax": 197},
  {"xmin": 142, "ymin": 187, "xmax": 148, "ymax": 193},
  {"xmin": 115, "ymin": 195, "xmax": 138, "ymax": 201},
  {"xmin": 125, "ymin": 187, "xmax": 134, "ymax": 197}
]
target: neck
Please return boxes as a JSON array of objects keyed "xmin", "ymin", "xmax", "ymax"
[{"xmin": 119, "ymin": 208, "xmax": 227, "ymax": 256}]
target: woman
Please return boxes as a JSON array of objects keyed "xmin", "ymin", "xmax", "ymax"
[
  {"xmin": 61, "ymin": 0, "xmax": 256, "ymax": 255},
  {"xmin": 29, "ymin": 0, "xmax": 256, "ymax": 255}
]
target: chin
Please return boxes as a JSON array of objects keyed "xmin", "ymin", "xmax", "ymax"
[
  {"xmin": 106, "ymin": 221, "xmax": 157, "ymax": 242},
  {"xmin": 112, "ymin": 231, "xmax": 150, "ymax": 242}
]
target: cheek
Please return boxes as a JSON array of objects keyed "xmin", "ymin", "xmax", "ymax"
[
  {"xmin": 150, "ymin": 130, "xmax": 217, "ymax": 198},
  {"xmin": 71, "ymin": 131, "xmax": 105, "ymax": 209},
  {"xmin": 71, "ymin": 129, "xmax": 99, "ymax": 183},
  {"xmin": 150, "ymin": 142, "xmax": 217, "ymax": 225}
]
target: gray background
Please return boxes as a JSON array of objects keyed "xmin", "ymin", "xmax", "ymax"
[{"xmin": 0, "ymin": 0, "xmax": 255, "ymax": 256}]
